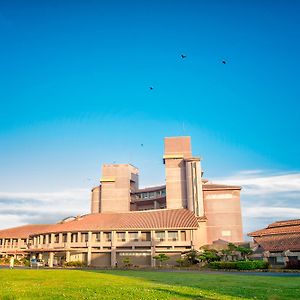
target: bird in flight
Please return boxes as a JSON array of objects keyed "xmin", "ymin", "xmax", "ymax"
[
  {"xmin": 181, "ymin": 54, "xmax": 187, "ymax": 59},
  {"xmin": 141, "ymin": 144, "xmax": 144, "ymax": 147},
  {"xmin": 222, "ymin": 60, "xmax": 227, "ymax": 64},
  {"xmin": 149, "ymin": 86, "xmax": 154, "ymax": 90}
]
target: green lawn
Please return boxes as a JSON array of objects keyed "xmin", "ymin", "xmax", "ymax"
[{"xmin": 0, "ymin": 269, "xmax": 299, "ymax": 300}]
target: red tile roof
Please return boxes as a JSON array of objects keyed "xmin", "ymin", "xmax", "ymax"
[
  {"xmin": 33, "ymin": 209, "xmax": 199, "ymax": 235},
  {"xmin": 0, "ymin": 225, "xmax": 51, "ymax": 239},
  {"xmin": 248, "ymin": 219, "xmax": 300, "ymax": 252},
  {"xmin": 253, "ymin": 234, "xmax": 300, "ymax": 252},
  {"xmin": 268, "ymin": 219, "xmax": 300, "ymax": 228},
  {"xmin": 248, "ymin": 219, "xmax": 300, "ymax": 237}
]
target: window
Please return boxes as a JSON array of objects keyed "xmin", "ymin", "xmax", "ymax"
[
  {"xmin": 168, "ymin": 231, "xmax": 178, "ymax": 241},
  {"xmin": 149, "ymin": 192, "xmax": 155, "ymax": 198},
  {"xmin": 117, "ymin": 232, "xmax": 126, "ymax": 242},
  {"xmin": 103, "ymin": 232, "xmax": 111, "ymax": 242},
  {"xmin": 71, "ymin": 233, "xmax": 78, "ymax": 243},
  {"xmin": 93, "ymin": 233, "xmax": 101, "ymax": 242},
  {"xmin": 141, "ymin": 232, "xmax": 151, "ymax": 241},
  {"xmin": 54, "ymin": 234, "xmax": 59, "ymax": 243},
  {"xmin": 81, "ymin": 233, "xmax": 88, "ymax": 243},
  {"xmin": 156, "ymin": 231, "xmax": 165, "ymax": 241},
  {"xmin": 129, "ymin": 232, "xmax": 139, "ymax": 241},
  {"xmin": 276, "ymin": 256, "xmax": 284, "ymax": 263},
  {"xmin": 63, "ymin": 234, "xmax": 67, "ymax": 243}
]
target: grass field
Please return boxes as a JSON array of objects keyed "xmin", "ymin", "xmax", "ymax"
[{"xmin": 0, "ymin": 269, "xmax": 299, "ymax": 300}]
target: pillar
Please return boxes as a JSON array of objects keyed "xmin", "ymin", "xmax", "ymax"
[
  {"xmin": 87, "ymin": 247, "xmax": 92, "ymax": 266},
  {"xmin": 150, "ymin": 230, "xmax": 156, "ymax": 267},
  {"xmin": 66, "ymin": 251, "xmax": 70, "ymax": 262},
  {"xmin": 49, "ymin": 252, "xmax": 54, "ymax": 268}
]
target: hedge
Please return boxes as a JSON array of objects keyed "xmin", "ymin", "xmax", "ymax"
[
  {"xmin": 209, "ymin": 260, "xmax": 269, "ymax": 270},
  {"xmin": 64, "ymin": 261, "xmax": 86, "ymax": 267}
]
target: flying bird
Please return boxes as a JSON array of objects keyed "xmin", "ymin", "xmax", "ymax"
[
  {"xmin": 222, "ymin": 60, "xmax": 227, "ymax": 64},
  {"xmin": 141, "ymin": 144, "xmax": 144, "ymax": 147},
  {"xmin": 149, "ymin": 86, "xmax": 154, "ymax": 90},
  {"xmin": 181, "ymin": 54, "xmax": 187, "ymax": 59}
]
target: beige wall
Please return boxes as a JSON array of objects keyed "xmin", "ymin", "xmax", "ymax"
[
  {"xmin": 164, "ymin": 137, "xmax": 192, "ymax": 209},
  {"xmin": 203, "ymin": 189, "xmax": 243, "ymax": 244},
  {"xmin": 91, "ymin": 186, "xmax": 101, "ymax": 214},
  {"xmin": 100, "ymin": 164, "xmax": 139, "ymax": 213}
]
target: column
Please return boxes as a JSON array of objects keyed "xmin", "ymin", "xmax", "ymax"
[
  {"xmin": 58, "ymin": 233, "xmax": 63, "ymax": 244},
  {"xmin": 177, "ymin": 230, "xmax": 181, "ymax": 242},
  {"xmin": 111, "ymin": 231, "xmax": 117, "ymax": 267},
  {"xmin": 87, "ymin": 247, "xmax": 92, "ymax": 266},
  {"xmin": 66, "ymin": 251, "xmax": 70, "ymax": 262},
  {"xmin": 88, "ymin": 231, "xmax": 92, "ymax": 245},
  {"xmin": 45, "ymin": 234, "xmax": 49, "ymax": 245},
  {"xmin": 67, "ymin": 232, "xmax": 71, "ymax": 247},
  {"xmin": 49, "ymin": 252, "xmax": 54, "ymax": 268},
  {"xmin": 50, "ymin": 234, "xmax": 55, "ymax": 246},
  {"xmin": 150, "ymin": 230, "xmax": 156, "ymax": 268}
]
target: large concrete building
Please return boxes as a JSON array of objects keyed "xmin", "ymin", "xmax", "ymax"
[{"xmin": 0, "ymin": 136, "xmax": 243, "ymax": 267}]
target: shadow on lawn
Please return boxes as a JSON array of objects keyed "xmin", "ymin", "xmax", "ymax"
[
  {"xmin": 152, "ymin": 287, "xmax": 207, "ymax": 299},
  {"xmin": 81, "ymin": 269, "xmax": 243, "ymax": 300}
]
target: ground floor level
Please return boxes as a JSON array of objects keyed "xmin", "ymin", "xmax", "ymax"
[
  {"xmin": 252, "ymin": 250, "xmax": 300, "ymax": 268},
  {"xmin": 29, "ymin": 248, "xmax": 184, "ymax": 268}
]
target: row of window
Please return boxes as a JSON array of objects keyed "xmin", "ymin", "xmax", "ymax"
[
  {"xmin": 135, "ymin": 189, "xmax": 166, "ymax": 200},
  {"xmin": 34, "ymin": 230, "xmax": 187, "ymax": 245}
]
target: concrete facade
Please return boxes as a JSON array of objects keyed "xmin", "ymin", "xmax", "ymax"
[
  {"xmin": 99, "ymin": 164, "xmax": 139, "ymax": 213},
  {"xmin": 0, "ymin": 136, "xmax": 244, "ymax": 267}
]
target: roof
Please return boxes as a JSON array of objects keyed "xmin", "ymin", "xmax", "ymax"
[
  {"xmin": 253, "ymin": 234, "xmax": 300, "ymax": 252},
  {"xmin": 248, "ymin": 219, "xmax": 300, "ymax": 237},
  {"xmin": 134, "ymin": 185, "xmax": 166, "ymax": 193},
  {"xmin": 0, "ymin": 225, "xmax": 51, "ymax": 239},
  {"xmin": 248, "ymin": 219, "xmax": 300, "ymax": 252},
  {"xmin": 202, "ymin": 183, "xmax": 241, "ymax": 191},
  {"xmin": 133, "ymin": 182, "xmax": 241, "ymax": 193},
  {"xmin": 32, "ymin": 209, "xmax": 199, "ymax": 235},
  {"xmin": 268, "ymin": 219, "xmax": 300, "ymax": 228}
]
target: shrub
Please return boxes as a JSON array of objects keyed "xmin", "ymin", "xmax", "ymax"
[
  {"xmin": 20, "ymin": 258, "xmax": 30, "ymax": 267},
  {"xmin": 285, "ymin": 260, "xmax": 300, "ymax": 269},
  {"xmin": 153, "ymin": 253, "xmax": 170, "ymax": 267},
  {"xmin": 64, "ymin": 261, "xmax": 85, "ymax": 267},
  {"xmin": 198, "ymin": 249, "xmax": 220, "ymax": 263},
  {"xmin": 235, "ymin": 260, "xmax": 268, "ymax": 270},
  {"xmin": 122, "ymin": 257, "xmax": 133, "ymax": 268},
  {"xmin": 209, "ymin": 260, "xmax": 269, "ymax": 270},
  {"xmin": 176, "ymin": 258, "xmax": 192, "ymax": 267}
]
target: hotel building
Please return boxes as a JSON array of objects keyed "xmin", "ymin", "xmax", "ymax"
[{"xmin": 0, "ymin": 136, "xmax": 243, "ymax": 267}]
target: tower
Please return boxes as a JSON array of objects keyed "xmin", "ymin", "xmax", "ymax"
[{"xmin": 164, "ymin": 136, "xmax": 204, "ymax": 216}]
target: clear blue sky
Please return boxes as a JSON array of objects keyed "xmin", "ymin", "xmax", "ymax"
[{"xmin": 0, "ymin": 1, "xmax": 299, "ymax": 231}]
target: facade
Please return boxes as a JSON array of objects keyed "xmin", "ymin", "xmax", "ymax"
[
  {"xmin": 0, "ymin": 136, "xmax": 243, "ymax": 267},
  {"xmin": 248, "ymin": 219, "xmax": 300, "ymax": 268}
]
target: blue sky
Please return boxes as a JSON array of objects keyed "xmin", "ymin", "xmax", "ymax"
[{"xmin": 0, "ymin": 1, "xmax": 299, "ymax": 235}]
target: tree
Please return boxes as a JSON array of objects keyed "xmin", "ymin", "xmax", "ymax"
[
  {"xmin": 198, "ymin": 249, "xmax": 220, "ymax": 264},
  {"xmin": 153, "ymin": 253, "xmax": 170, "ymax": 267},
  {"xmin": 184, "ymin": 250, "xmax": 200, "ymax": 265},
  {"xmin": 235, "ymin": 246, "xmax": 253, "ymax": 261},
  {"xmin": 122, "ymin": 257, "xmax": 132, "ymax": 268}
]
